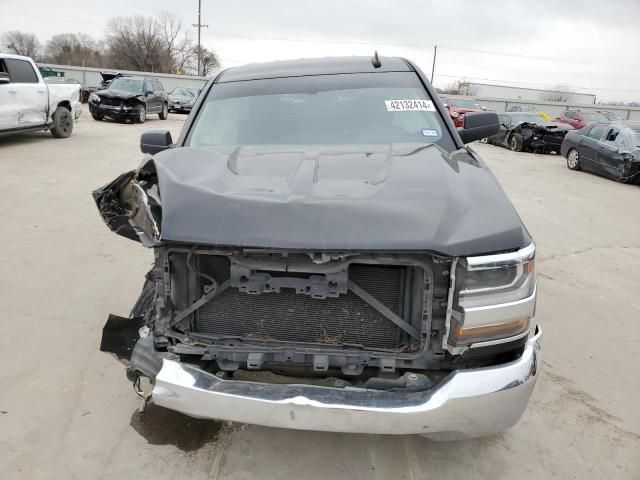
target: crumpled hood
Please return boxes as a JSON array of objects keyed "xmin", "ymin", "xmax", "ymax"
[
  {"xmin": 538, "ymin": 121, "xmax": 573, "ymax": 131},
  {"xmin": 142, "ymin": 144, "xmax": 530, "ymax": 256},
  {"xmin": 95, "ymin": 89, "xmax": 142, "ymax": 101}
]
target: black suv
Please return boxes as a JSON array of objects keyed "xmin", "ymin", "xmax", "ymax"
[{"xmin": 88, "ymin": 76, "xmax": 169, "ymax": 123}]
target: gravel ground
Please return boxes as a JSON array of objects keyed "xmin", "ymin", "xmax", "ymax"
[{"xmin": 0, "ymin": 110, "xmax": 638, "ymax": 479}]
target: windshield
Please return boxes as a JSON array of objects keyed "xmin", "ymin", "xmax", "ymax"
[
  {"xmin": 582, "ymin": 111, "xmax": 609, "ymax": 122},
  {"xmin": 108, "ymin": 78, "xmax": 144, "ymax": 93},
  {"xmin": 511, "ymin": 113, "xmax": 542, "ymax": 124},
  {"xmin": 187, "ymin": 72, "xmax": 455, "ymax": 151},
  {"xmin": 450, "ymin": 99, "xmax": 480, "ymax": 109},
  {"xmin": 628, "ymin": 128, "xmax": 640, "ymax": 149},
  {"xmin": 171, "ymin": 87, "xmax": 196, "ymax": 96},
  {"xmin": 603, "ymin": 112, "xmax": 622, "ymax": 121}
]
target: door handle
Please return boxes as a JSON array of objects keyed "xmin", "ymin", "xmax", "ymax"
[
  {"xmin": 8, "ymin": 89, "xmax": 18, "ymax": 94},
  {"xmin": 37, "ymin": 90, "xmax": 46, "ymax": 94},
  {"xmin": 599, "ymin": 146, "xmax": 605, "ymax": 150}
]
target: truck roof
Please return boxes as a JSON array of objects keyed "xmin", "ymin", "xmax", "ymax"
[
  {"xmin": 217, "ymin": 56, "xmax": 412, "ymax": 83},
  {"xmin": 0, "ymin": 53, "xmax": 35, "ymax": 62}
]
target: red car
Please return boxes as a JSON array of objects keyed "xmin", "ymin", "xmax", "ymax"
[
  {"xmin": 441, "ymin": 96, "xmax": 484, "ymax": 127},
  {"xmin": 553, "ymin": 110, "xmax": 609, "ymax": 130}
]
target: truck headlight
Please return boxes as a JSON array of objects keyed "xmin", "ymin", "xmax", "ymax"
[
  {"xmin": 448, "ymin": 243, "xmax": 536, "ymax": 347},
  {"xmin": 89, "ymin": 93, "xmax": 101, "ymax": 103}
]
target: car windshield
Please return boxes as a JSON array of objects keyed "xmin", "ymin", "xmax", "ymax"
[
  {"xmin": 171, "ymin": 87, "xmax": 196, "ymax": 96},
  {"xmin": 511, "ymin": 113, "xmax": 542, "ymax": 124},
  {"xmin": 108, "ymin": 78, "xmax": 144, "ymax": 93},
  {"xmin": 187, "ymin": 72, "xmax": 455, "ymax": 151},
  {"xmin": 603, "ymin": 112, "xmax": 622, "ymax": 121},
  {"xmin": 582, "ymin": 112, "xmax": 609, "ymax": 122},
  {"xmin": 450, "ymin": 99, "xmax": 480, "ymax": 109}
]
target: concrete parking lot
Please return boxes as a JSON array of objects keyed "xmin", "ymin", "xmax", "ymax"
[{"xmin": 1, "ymin": 109, "xmax": 639, "ymax": 479}]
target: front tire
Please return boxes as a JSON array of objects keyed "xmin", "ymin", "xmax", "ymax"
[
  {"xmin": 135, "ymin": 105, "xmax": 146, "ymax": 124},
  {"xmin": 50, "ymin": 106, "xmax": 73, "ymax": 138},
  {"xmin": 509, "ymin": 133, "xmax": 523, "ymax": 152},
  {"xmin": 159, "ymin": 103, "xmax": 168, "ymax": 120},
  {"xmin": 567, "ymin": 148, "xmax": 581, "ymax": 171}
]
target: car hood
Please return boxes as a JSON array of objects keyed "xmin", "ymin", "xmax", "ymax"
[
  {"xmin": 519, "ymin": 121, "xmax": 574, "ymax": 131},
  {"xmin": 169, "ymin": 94, "xmax": 195, "ymax": 102},
  {"xmin": 95, "ymin": 89, "xmax": 143, "ymax": 100},
  {"xmin": 538, "ymin": 121, "xmax": 573, "ymax": 131},
  {"xmin": 124, "ymin": 144, "xmax": 530, "ymax": 256}
]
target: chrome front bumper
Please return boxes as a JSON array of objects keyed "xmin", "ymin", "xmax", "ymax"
[{"xmin": 152, "ymin": 327, "xmax": 541, "ymax": 440}]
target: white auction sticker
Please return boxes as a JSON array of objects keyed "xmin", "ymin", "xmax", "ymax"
[{"xmin": 385, "ymin": 99, "xmax": 435, "ymax": 112}]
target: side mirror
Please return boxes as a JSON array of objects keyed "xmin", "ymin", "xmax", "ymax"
[
  {"xmin": 458, "ymin": 112, "xmax": 500, "ymax": 144},
  {"xmin": 140, "ymin": 130, "xmax": 173, "ymax": 154},
  {"xmin": 0, "ymin": 72, "xmax": 10, "ymax": 84},
  {"xmin": 146, "ymin": 90, "xmax": 154, "ymax": 96}
]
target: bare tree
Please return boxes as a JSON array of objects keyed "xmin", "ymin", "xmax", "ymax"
[
  {"xmin": 43, "ymin": 33, "xmax": 104, "ymax": 67},
  {"xmin": 198, "ymin": 47, "xmax": 219, "ymax": 76},
  {"xmin": 106, "ymin": 15, "xmax": 165, "ymax": 72},
  {"xmin": 441, "ymin": 78, "xmax": 478, "ymax": 96},
  {"xmin": 105, "ymin": 13, "xmax": 208, "ymax": 74},
  {"xmin": 157, "ymin": 11, "xmax": 195, "ymax": 73},
  {"xmin": 1, "ymin": 30, "xmax": 40, "ymax": 58},
  {"xmin": 539, "ymin": 84, "xmax": 574, "ymax": 103}
]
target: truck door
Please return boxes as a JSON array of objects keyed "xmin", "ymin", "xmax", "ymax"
[
  {"xmin": 4, "ymin": 58, "xmax": 48, "ymax": 126},
  {"xmin": 0, "ymin": 59, "xmax": 18, "ymax": 130}
]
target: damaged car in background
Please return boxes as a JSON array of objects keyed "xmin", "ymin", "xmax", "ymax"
[
  {"xmin": 88, "ymin": 76, "xmax": 169, "ymax": 123},
  {"xmin": 561, "ymin": 121, "xmax": 640, "ymax": 184},
  {"xmin": 95, "ymin": 56, "xmax": 541, "ymax": 440},
  {"xmin": 487, "ymin": 112, "xmax": 573, "ymax": 153}
]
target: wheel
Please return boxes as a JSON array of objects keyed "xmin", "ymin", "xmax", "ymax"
[
  {"xmin": 509, "ymin": 133, "xmax": 523, "ymax": 152},
  {"xmin": 91, "ymin": 112, "xmax": 104, "ymax": 121},
  {"xmin": 567, "ymin": 148, "xmax": 581, "ymax": 171},
  {"xmin": 159, "ymin": 103, "xmax": 168, "ymax": 120},
  {"xmin": 50, "ymin": 106, "xmax": 73, "ymax": 138},
  {"xmin": 135, "ymin": 105, "xmax": 146, "ymax": 124}
]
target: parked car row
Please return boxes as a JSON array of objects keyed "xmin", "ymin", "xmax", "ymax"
[
  {"xmin": 480, "ymin": 108, "xmax": 640, "ymax": 185},
  {"xmin": 87, "ymin": 75, "xmax": 201, "ymax": 124}
]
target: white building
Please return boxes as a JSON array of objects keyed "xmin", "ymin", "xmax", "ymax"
[{"xmin": 458, "ymin": 82, "xmax": 596, "ymax": 104}]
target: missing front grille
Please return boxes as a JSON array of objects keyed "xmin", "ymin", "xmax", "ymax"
[{"xmin": 188, "ymin": 256, "xmax": 426, "ymax": 351}]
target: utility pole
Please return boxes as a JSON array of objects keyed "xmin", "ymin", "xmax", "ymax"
[
  {"xmin": 193, "ymin": 0, "xmax": 209, "ymax": 76},
  {"xmin": 431, "ymin": 44, "xmax": 437, "ymax": 84}
]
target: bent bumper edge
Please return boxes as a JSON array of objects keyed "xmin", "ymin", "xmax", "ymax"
[{"xmin": 152, "ymin": 326, "xmax": 542, "ymax": 439}]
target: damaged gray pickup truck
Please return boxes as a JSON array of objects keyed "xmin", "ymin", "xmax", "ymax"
[{"xmin": 95, "ymin": 56, "xmax": 541, "ymax": 440}]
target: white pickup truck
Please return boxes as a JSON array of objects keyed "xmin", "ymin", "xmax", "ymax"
[{"xmin": 0, "ymin": 54, "xmax": 82, "ymax": 138}]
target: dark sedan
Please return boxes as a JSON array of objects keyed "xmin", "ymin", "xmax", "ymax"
[
  {"xmin": 486, "ymin": 112, "xmax": 573, "ymax": 153},
  {"xmin": 560, "ymin": 122, "xmax": 640, "ymax": 184}
]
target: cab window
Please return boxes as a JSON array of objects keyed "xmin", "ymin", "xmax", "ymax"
[{"xmin": 4, "ymin": 58, "xmax": 38, "ymax": 83}]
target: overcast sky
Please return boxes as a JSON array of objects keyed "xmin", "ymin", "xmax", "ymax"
[{"xmin": 1, "ymin": 0, "xmax": 639, "ymax": 102}]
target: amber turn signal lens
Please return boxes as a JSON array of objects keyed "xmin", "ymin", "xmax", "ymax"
[
  {"xmin": 454, "ymin": 318, "xmax": 528, "ymax": 338},
  {"xmin": 526, "ymin": 260, "xmax": 535, "ymax": 274}
]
